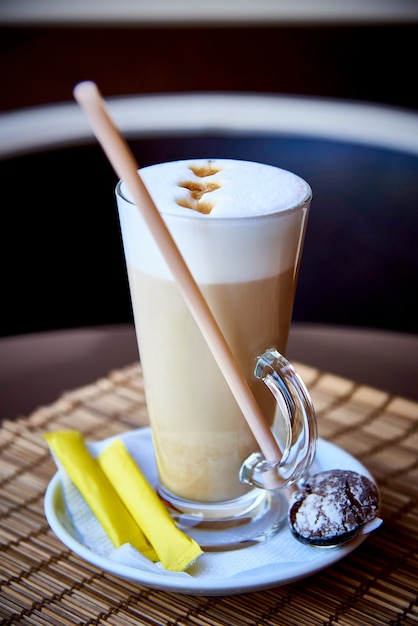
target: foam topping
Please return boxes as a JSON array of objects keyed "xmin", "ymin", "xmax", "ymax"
[{"xmin": 119, "ymin": 159, "xmax": 311, "ymax": 218}]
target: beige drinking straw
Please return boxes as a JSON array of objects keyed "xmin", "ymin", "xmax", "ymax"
[{"xmin": 73, "ymin": 81, "xmax": 283, "ymax": 467}]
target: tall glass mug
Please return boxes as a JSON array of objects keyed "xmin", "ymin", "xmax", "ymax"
[{"xmin": 115, "ymin": 159, "xmax": 317, "ymax": 548}]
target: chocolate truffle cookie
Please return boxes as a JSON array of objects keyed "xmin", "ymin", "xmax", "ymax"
[{"xmin": 289, "ymin": 469, "xmax": 380, "ymax": 546}]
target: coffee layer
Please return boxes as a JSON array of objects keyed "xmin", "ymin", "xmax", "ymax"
[{"xmin": 129, "ymin": 267, "xmax": 294, "ymax": 502}]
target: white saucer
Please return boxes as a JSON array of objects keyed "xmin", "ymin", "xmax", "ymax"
[{"xmin": 44, "ymin": 428, "xmax": 375, "ymax": 596}]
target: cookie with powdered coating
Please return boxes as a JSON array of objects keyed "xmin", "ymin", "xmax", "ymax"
[{"xmin": 288, "ymin": 469, "xmax": 380, "ymax": 546}]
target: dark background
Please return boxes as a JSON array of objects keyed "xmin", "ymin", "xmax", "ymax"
[
  {"xmin": 1, "ymin": 20, "xmax": 417, "ymax": 339},
  {"xmin": 1, "ymin": 24, "xmax": 417, "ymax": 113}
]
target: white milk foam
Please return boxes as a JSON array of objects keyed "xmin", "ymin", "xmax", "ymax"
[{"xmin": 116, "ymin": 159, "xmax": 311, "ymax": 283}]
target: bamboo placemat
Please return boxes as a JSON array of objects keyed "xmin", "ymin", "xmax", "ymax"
[{"xmin": 1, "ymin": 361, "xmax": 417, "ymax": 625}]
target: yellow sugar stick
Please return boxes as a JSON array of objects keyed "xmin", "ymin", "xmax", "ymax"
[
  {"xmin": 44, "ymin": 431, "xmax": 157, "ymax": 561},
  {"xmin": 98, "ymin": 438, "xmax": 203, "ymax": 572}
]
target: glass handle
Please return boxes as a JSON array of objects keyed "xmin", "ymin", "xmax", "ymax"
[{"xmin": 240, "ymin": 348, "xmax": 318, "ymax": 490}]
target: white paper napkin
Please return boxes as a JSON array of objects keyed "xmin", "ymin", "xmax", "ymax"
[{"xmin": 55, "ymin": 429, "xmax": 331, "ymax": 582}]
